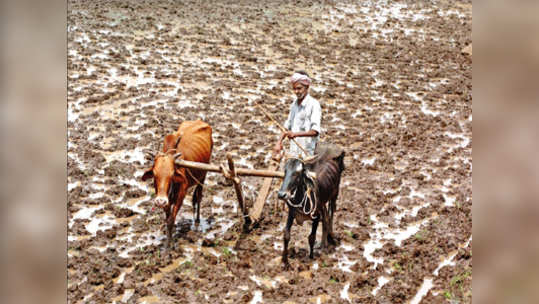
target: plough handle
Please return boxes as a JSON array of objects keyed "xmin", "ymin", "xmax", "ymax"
[{"xmin": 257, "ymin": 105, "xmax": 309, "ymax": 156}]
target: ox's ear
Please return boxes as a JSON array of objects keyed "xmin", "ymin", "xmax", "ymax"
[{"xmin": 141, "ymin": 169, "xmax": 154, "ymax": 181}]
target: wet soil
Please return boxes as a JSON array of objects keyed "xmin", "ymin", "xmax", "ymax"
[{"xmin": 68, "ymin": 0, "xmax": 472, "ymax": 303}]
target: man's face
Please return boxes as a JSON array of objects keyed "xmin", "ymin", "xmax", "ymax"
[{"xmin": 292, "ymin": 82, "xmax": 308, "ymax": 100}]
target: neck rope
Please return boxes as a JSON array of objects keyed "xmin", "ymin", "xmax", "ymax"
[{"xmin": 286, "ymin": 173, "xmax": 319, "ymax": 219}]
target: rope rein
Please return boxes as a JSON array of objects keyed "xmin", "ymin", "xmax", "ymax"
[
  {"xmin": 185, "ymin": 167, "xmax": 204, "ymax": 187},
  {"xmin": 286, "ymin": 173, "xmax": 319, "ymax": 219}
]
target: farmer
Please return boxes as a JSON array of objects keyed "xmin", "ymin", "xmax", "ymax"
[{"xmin": 272, "ymin": 71, "xmax": 322, "ymax": 160}]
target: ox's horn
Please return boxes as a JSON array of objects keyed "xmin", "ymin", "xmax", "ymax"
[
  {"xmin": 303, "ymin": 155, "xmax": 316, "ymax": 162},
  {"xmin": 143, "ymin": 149, "xmax": 155, "ymax": 159},
  {"xmin": 175, "ymin": 135, "xmax": 182, "ymax": 148},
  {"xmin": 306, "ymin": 170, "xmax": 317, "ymax": 180},
  {"xmin": 173, "ymin": 152, "xmax": 183, "ymax": 160}
]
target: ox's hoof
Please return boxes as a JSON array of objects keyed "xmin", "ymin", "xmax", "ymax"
[
  {"xmin": 166, "ymin": 242, "xmax": 177, "ymax": 251},
  {"xmin": 328, "ymin": 235, "xmax": 338, "ymax": 246},
  {"xmin": 165, "ymin": 236, "xmax": 177, "ymax": 250},
  {"xmin": 321, "ymin": 244, "xmax": 331, "ymax": 254},
  {"xmin": 282, "ymin": 262, "xmax": 291, "ymax": 271}
]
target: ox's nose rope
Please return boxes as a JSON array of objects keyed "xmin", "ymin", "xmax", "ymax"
[
  {"xmin": 286, "ymin": 188, "xmax": 302, "ymax": 208},
  {"xmin": 286, "ymin": 176, "xmax": 319, "ymax": 219}
]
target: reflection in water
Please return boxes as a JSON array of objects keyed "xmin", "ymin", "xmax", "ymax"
[
  {"xmin": 340, "ymin": 282, "xmax": 350, "ymax": 301},
  {"xmin": 409, "ymin": 278, "xmax": 433, "ymax": 304},
  {"xmin": 371, "ymin": 276, "xmax": 390, "ymax": 296},
  {"xmin": 250, "ymin": 290, "xmax": 263, "ymax": 304}
]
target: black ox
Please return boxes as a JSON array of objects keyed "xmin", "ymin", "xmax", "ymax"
[{"xmin": 277, "ymin": 144, "xmax": 345, "ymax": 268}]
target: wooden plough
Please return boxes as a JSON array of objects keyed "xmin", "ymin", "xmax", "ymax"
[
  {"xmin": 175, "ymin": 153, "xmax": 283, "ymax": 231},
  {"xmin": 173, "ymin": 105, "xmax": 308, "ymax": 232}
]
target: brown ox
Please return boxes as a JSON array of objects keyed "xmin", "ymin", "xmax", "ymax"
[{"xmin": 142, "ymin": 120, "xmax": 213, "ymax": 247}]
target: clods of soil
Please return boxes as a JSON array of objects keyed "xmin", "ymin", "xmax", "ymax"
[{"xmin": 68, "ymin": 0, "xmax": 472, "ymax": 303}]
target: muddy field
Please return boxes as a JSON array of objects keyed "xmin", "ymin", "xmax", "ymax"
[{"xmin": 67, "ymin": 0, "xmax": 472, "ymax": 303}]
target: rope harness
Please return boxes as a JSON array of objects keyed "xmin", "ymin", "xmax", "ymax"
[
  {"xmin": 285, "ymin": 161, "xmax": 319, "ymax": 219},
  {"xmin": 185, "ymin": 167, "xmax": 204, "ymax": 187}
]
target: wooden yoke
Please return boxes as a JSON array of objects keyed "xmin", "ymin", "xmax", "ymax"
[{"xmin": 175, "ymin": 159, "xmax": 283, "ymax": 178}]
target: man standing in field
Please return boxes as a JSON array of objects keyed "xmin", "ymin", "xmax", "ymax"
[{"xmin": 273, "ymin": 71, "xmax": 322, "ymax": 159}]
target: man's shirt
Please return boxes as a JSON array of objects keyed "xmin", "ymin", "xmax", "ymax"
[{"xmin": 284, "ymin": 94, "xmax": 321, "ymax": 156}]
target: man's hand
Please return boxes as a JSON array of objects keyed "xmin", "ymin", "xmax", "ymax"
[{"xmin": 284, "ymin": 131, "xmax": 296, "ymax": 139}]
